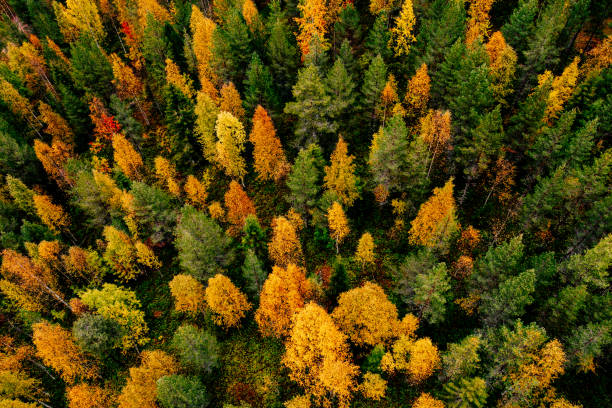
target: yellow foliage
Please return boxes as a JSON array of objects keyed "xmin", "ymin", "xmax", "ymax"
[
  {"xmin": 154, "ymin": 156, "xmax": 181, "ymax": 196},
  {"xmin": 190, "ymin": 5, "xmax": 216, "ymax": 85},
  {"xmin": 195, "ymin": 91, "xmax": 220, "ymax": 161},
  {"xmin": 208, "ymin": 201, "xmax": 225, "ymax": 221},
  {"xmin": 38, "ymin": 102, "xmax": 74, "ymax": 146},
  {"xmin": 102, "ymin": 226, "xmax": 140, "ymax": 281},
  {"xmin": 219, "ymin": 82, "xmax": 246, "ymax": 121},
  {"xmin": 369, "ymin": 0, "xmax": 396, "ymax": 14},
  {"xmin": 420, "ymin": 110, "xmax": 451, "ymax": 176},
  {"xmin": 136, "ymin": 0, "xmax": 171, "ymax": 29},
  {"xmin": 112, "ymin": 133, "xmax": 143, "ymax": 180},
  {"xmin": 165, "ymin": 58, "xmax": 194, "ymax": 98},
  {"xmin": 249, "ymin": 106, "xmax": 290, "ymax": 181},
  {"xmin": 66, "ymin": 384, "xmax": 112, "ymax": 408},
  {"xmin": 332, "ymin": 282, "xmax": 402, "ymax": 347},
  {"xmin": 32, "ymin": 321, "xmax": 97, "ymax": 384},
  {"xmin": 269, "ymin": 216, "xmax": 303, "ymax": 267},
  {"xmin": 205, "ymin": 274, "xmax": 252, "ymax": 329},
  {"xmin": 134, "ymin": 241, "xmax": 161, "ymax": 269},
  {"xmin": 53, "ymin": 0, "xmax": 105, "ymax": 42},
  {"xmin": 295, "ymin": 0, "xmax": 329, "ymax": 59},
  {"xmin": 34, "ymin": 138, "xmax": 73, "ymax": 188},
  {"xmin": 117, "ymin": 350, "xmax": 178, "ymax": 408},
  {"xmin": 408, "ymin": 179, "xmax": 459, "ymax": 249},
  {"xmin": 215, "ymin": 112, "xmax": 247, "ymax": 182},
  {"xmin": 256, "ymin": 264, "xmax": 311, "ymax": 337},
  {"xmin": 324, "ymin": 137, "xmax": 359, "ymax": 207},
  {"xmin": 33, "ymin": 194, "xmax": 70, "ymax": 232},
  {"xmin": 355, "ymin": 232, "xmax": 375, "ymax": 267},
  {"xmin": 381, "ymin": 336, "xmax": 440, "ymax": 383},
  {"xmin": 550, "ymin": 398, "xmax": 582, "ymax": 408},
  {"xmin": 110, "ymin": 53, "xmax": 143, "ymax": 100},
  {"xmin": 284, "ymin": 395, "xmax": 311, "ymax": 408},
  {"xmin": 282, "ymin": 303, "xmax": 359, "ymax": 408},
  {"xmin": 184, "ymin": 175, "xmax": 208, "ymax": 209},
  {"xmin": 328, "ymin": 202, "xmax": 350, "ymax": 252},
  {"xmin": 390, "ymin": 0, "xmax": 416, "ymax": 56},
  {"xmin": 486, "ymin": 31, "xmax": 517, "ymax": 105},
  {"xmin": 37, "ymin": 240, "xmax": 61, "ymax": 263},
  {"xmin": 405, "ymin": 63, "xmax": 430, "ymax": 117},
  {"xmin": 412, "ymin": 392, "xmax": 445, "ymax": 408},
  {"xmin": 359, "ymin": 372, "xmax": 386, "ymax": 400},
  {"xmin": 224, "ymin": 180, "xmax": 257, "ymax": 236},
  {"xmin": 168, "ymin": 274, "xmax": 206, "ymax": 314},
  {"xmin": 583, "ymin": 35, "xmax": 612, "ymax": 77},
  {"xmin": 242, "ymin": 0, "xmax": 259, "ymax": 28},
  {"xmin": 465, "ymin": 0, "xmax": 495, "ymax": 45},
  {"xmin": 0, "ymin": 79, "xmax": 32, "ymax": 119},
  {"xmin": 543, "ymin": 57, "xmax": 580, "ymax": 123}
]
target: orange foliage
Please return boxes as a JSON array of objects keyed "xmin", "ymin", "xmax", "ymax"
[
  {"xmin": 66, "ymin": 384, "xmax": 112, "ymax": 408},
  {"xmin": 466, "ymin": 0, "xmax": 495, "ymax": 45},
  {"xmin": 405, "ymin": 63, "xmax": 431, "ymax": 117},
  {"xmin": 420, "ymin": 110, "xmax": 451, "ymax": 177},
  {"xmin": 224, "ymin": 181, "xmax": 257, "ymax": 236},
  {"xmin": 33, "ymin": 194, "xmax": 70, "ymax": 232},
  {"xmin": 452, "ymin": 255, "xmax": 474, "ymax": 280},
  {"xmin": 154, "ymin": 156, "xmax": 181, "ymax": 196},
  {"xmin": 34, "ymin": 139, "xmax": 73, "ymax": 188},
  {"xmin": 184, "ymin": 175, "xmax": 208, "ymax": 209},
  {"xmin": 268, "ymin": 216, "xmax": 303, "ymax": 267},
  {"xmin": 38, "ymin": 102, "xmax": 74, "ymax": 146},
  {"xmin": 219, "ymin": 82, "xmax": 245, "ymax": 121},
  {"xmin": 165, "ymin": 58, "xmax": 194, "ymax": 98},
  {"xmin": 112, "ymin": 133, "xmax": 143, "ymax": 180},
  {"xmin": 110, "ymin": 53, "xmax": 143, "ymax": 100},
  {"xmin": 295, "ymin": 0, "xmax": 328, "ymax": 59},
  {"xmin": 168, "ymin": 274, "xmax": 206, "ymax": 314},
  {"xmin": 205, "ymin": 274, "xmax": 252, "ymax": 329},
  {"xmin": 249, "ymin": 106, "xmax": 290, "ymax": 181}
]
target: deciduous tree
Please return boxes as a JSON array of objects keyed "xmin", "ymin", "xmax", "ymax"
[
  {"xmin": 249, "ymin": 106, "xmax": 289, "ymax": 181},
  {"xmin": 390, "ymin": 0, "xmax": 416, "ymax": 57},
  {"xmin": 224, "ymin": 181, "xmax": 257, "ymax": 236},
  {"xmin": 33, "ymin": 194, "xmax": 70, "ymax": 232},
  {"xmin": 205, "ymin": 274, "xmax": 251, "ymax": 329},
  {"xmin": 268, "ymin": 216, "xmax": 303, "ymax": 267},
  {"xmin": 327, "ymin": 202, "xmax": 349, "ymax": 253},
  {"xmin": 168, "ymin": 274, "xmax": 206, "ymax": 314},
  {"xmin": 112, "ymin": 133, "xmax": 143, "ymax": 180},
  {"xmin": 354, "ymin": 232, "xmax": 375, "ymax": 268},
  {"xmin": 324, "ymin": 137, "xmax": 359, "ymax": 207},
  {"xmin": 66, "ymin": 384, "xmax": 112, "ymax": 408},
  {"xmin": 295, "ymin": 0, "xmax": 328, "ymax": 59},
  {"xmin": 215, "ymin": 112, "xmax": 247, "ymax": 182},
  {"xmin": 404, "ymin": 64, "xmax": 430, "ymax": 118}
]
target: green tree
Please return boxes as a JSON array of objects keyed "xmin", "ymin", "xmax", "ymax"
[
  {"xmin": 368, "ymin": 114, "xmax": 410, "ymax": 195},
  {"xmin": 286, "ymin": 143, "xmax": 324, "ymax": 216},
  {"xmin": 442, "ymin": 377, "xmax": 488, "ymax": 408},
  {"xmin": 501, "ymin": 0, "xmax": 538, "ymax": 57},
  {"xmin": 266, "ymin": 0, "xmax": 298, "ymax": 102},
  {"xmin": 243, "ymin": 53, "xmax": 278, "ymax": 115},
  {"xmin": 325, "ymin": 58, "xmax": 356, "ymax": 135},
  {"xmin": 212, "ymin": 8, "xmax": 253, "ymax": 84},
  {"xmin": 72, "ymin": 314, "xmax": 123, "ymax": 358},
  {"xmin": 241, "ymin": 249, "xmax": 267, "ymax": 299},
  {"xmin": 69, "ymin": 35, "xmax": 113, "ymax": 98},
  {"xmin": 131, "ymin": 182, "xmax": 178, "ymax": 244},
  {"xmin": 162, "ymin": 84, "xmax": 197, "ymax": 168},
  {"xmin": 171, "ymin": 325, "xmax": 219, "ymax": 376},
  {"xmin": 156, "ymin": 375, "xmax": 209, "ymax": 408},
  {"xmin": 481, "ymin": 269, "xmax": 537, "ymax": 327},
  {"xmin": 412, "ymin": 263, "xmax": 451, "ymax": 324},
  {"xmin": 175, "ymin": 206, "xmax": 234, "ymax": 281},
  {"xmin": 360, "ymin": 54, "xmax": 387, "ymax": 130},
  {"xmin": 364, "ymin": 14, "xmax": 391, "ymax": 60}
]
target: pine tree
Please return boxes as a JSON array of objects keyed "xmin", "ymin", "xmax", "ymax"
[
  {"xmin": 215, "ymin": 112, "xmax": 247, "ymax": 182},
  {"xmin": 485, "ymin": 31, "xmax": 517, "ymax": 106},
  {"xmin": 241, "ymin": 249, "xmax": 266, "ymax": 299},
  {"xmin": 211, "ymin": 8, "xmax": 253, "ymax": 84},
  {"xmin": 365, "ymin": 14, "xmax": 391, "ymax": 60},
  {"xmin": 284, "ymin": 65, "xmax": 335, "ymax": 147},
  {"xmin": 249, "ymin": 106, "xmax": 289, "ymax": 181},
  {"xmin": 325, "ymin": 58, "xmax": 356, "ymax": 134},
  {"xmin": 361, "ymin": 54, "xmax": 387, "ymax": 130},
  {"xmin": 442, "ymin": 377, "xmax": 487, "ymax": 408},
  {"xmin": 501, "ymin": 0, "xmax": 538, "ymax": 56},
  {"xmin": 69, "ymin": 35, "xmax": 114, "ymax": 97},
  {"xmin": 266, "ymin": 0, "xmax": 298, "ymax": 101},
  {"xmin": 412, "ymin": 263, "xmax": 451, "ymax": 324},
  {"xmin": 243, "ymin": 53, "xmax": 278, "ymax": 115},
  {"xmin": 171, "ymin": 324, "xmax": 219, "ymax": 375},
  {"xmin": 368, "ymin": 114, "xmax": 409, "ymax": 195}
]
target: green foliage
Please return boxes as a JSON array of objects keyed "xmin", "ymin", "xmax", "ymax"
[
  {"xmin": 361, "ymin": 344, "xmax": 385, "ymax": 374},
  {"xmin": 442, "ymin": 377, "xmax": 488, "ymax": 408},
  {"xmin": 72, "ymin": 314, "xmax": 123, "ymax": 358},
  {"xmin": 412, "ymin": 263, "xmax": 451, "ymax": 324},
  {"xmin": 69, "ymin": 35, "xmax": 113, "ymax": 98},
  {"xmin": 131, "ymin": 182, "xmax": 178, "ymax": 244},
  {"xmin": 156, "ymin": 375, "xmax": 209, "ymax": 408},
  {"xmin": 286, "ymin": 143, "xmax": 324, "ymax": 215},
  {"xmin": 243, "ymin": 53, "xmax": 278, "ymax": 115},
  {"xmin": 241, "ymin": 249, "xmax": 266, "ymax": 299},
  {"xmin": 171, "ymin": 324, "xmax": 220, "ymax": 376}
]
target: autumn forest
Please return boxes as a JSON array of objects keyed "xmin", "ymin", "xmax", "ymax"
[{"xmin": 0, "ymin": 0, "xmax": 610, "ymax": 407}]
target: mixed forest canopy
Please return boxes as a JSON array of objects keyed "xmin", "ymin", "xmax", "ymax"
[{"xmin": 0, "ymin": 0, "xmax": 611, "ymax": 407}]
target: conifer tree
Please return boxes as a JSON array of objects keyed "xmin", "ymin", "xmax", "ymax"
[
  {"xmin": 211, "ymin": 8, "xmax": 253, "ymax": 84},
  {"xmin": 325, "ymin": 58, "xmax": 356, "ymax": 134},
  {"xmin": 33, "ymin": 194, "xmax": 70, "ymax": 233},
  {"xmin": 215, "ymin": 112, "xmax": 247, "ymax": 182},
  {"xmin": 184, "ymin": 175, "xmax": 208, "ymax": 209},
  {"xmin": 224, "ymin": 180, "xmax": 257, "ymax": 236},
  {"xmin": 485, "ymin": 31, "xmax": 517, "ymax": 106},
  {"xmin": 390, "ymin": 0, "xmax": 416, "ymax": 57},
  {"xmin": 324, "ymin": 137, "xmax": 359, "ymax": 207},
  {"xmin": 249, "ymin": 106, "xmax": 289, "ymax": 181},
  {"xmin": 327, "ymin": 201, "xmax": 349, "ymax": 253},
  {"xmin": 266, "ymin": 0, "xmax": 298, "ymax": 101},
  {"xmin": 243, "ymin": 53, "xmax": 278, "ymax": 115},
  {"xmin": 154, "ymin": 156, "xmax": 181, "ymax": 197},
  {"xmin": 368, "ymin": 114, "xmax": 409, "ymax": 196},
  {"xmin": 361, "ymin": 54, "xmax": 387, "ymax": 129},
  {"xmin": 355, "ymin": 232, "xmax": 375, "ymax": 268},
  {"xmin": 286, "ymin": 144, "xmax": 324, "ymax": 216},
  {"xmin": 190, "ymin": 5, "xmax": 217, "ymax": 85}
]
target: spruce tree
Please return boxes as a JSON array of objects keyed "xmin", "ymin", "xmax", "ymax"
[
  {"xmin": 360, "ymin": 54, "xmax": 387, "ymax": 131},
  {"xmin": 325, "ymin": 58, "xmax": 356, "ymax": 135},
  {"xmin": 243, "ymin": 53, "xmax": 278, "ymax": 116},
  {"xmin": 286, "ymin": 143, "xmax": 324, "ymax": 216}
]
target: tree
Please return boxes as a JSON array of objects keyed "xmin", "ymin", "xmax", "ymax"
[
  {"xmin": 38, "ymin": 102, "xmax": 73, "ymax": 145},
  {"xmin": 165, "ymin": 58, "xmax": 194, "ymax": 99},
  {"xmin": 501, "ymin": 0, "xmax": 538, "ymax": 56},
  {"xmin": 282, "ymin": 303, "xmax": 358, "ymax": 408},
  {"xmin": 441, "ymin": 335, "xmax": 481, "ymax": 381},
  {"xmin": 168, "ymin": 274, "xmax": 206, "ymax": 314},
  {"xmin": 266, "ymin": 1, "xmax": 298, "ymax": 100},
  {"xmin": 324, "ymin": 137, "xmax": 359, "ymax": 207},
  {"xmin": 69, "ymin": 35, "xmax": 113, "ymax": 97},
  {"xmin": 412, "ymin": 263, "xmax": 451, "ymax": 324},
  {"xmin": 332, "ymin": 282, "xmax": 404, "ymax": 347},
  {"xmin": 110, "ymin": 54, "xmax": 144, "ymax": 101},
  {"xmin": 205, "ymin": 274, "xmax": 252, "ymax": 329},
  {"xmin": 224, "ymin": 181, "xmax": 257, "ymax": 236},
  {"xmin": 241, "ymin": 249, "xmax": 266, "ymax": 299},
  {"xmin": 480, "ymin": 268, "xmax": 537, "ymax": 327},
  {"xmin": 295, "ymin": 0, "xmax": 328, "ymax": 59},
  {"xmin": 171, "ymin": 325, "xmax": 219, "ymax": 375},
  {"xmin": 404, "ymin": 63, "xmax": 430, "ymax": 118},
  {"xmin": 361, "ymin": 55, "xmax": 387, "ymax": 129},
  {"xmin": 194, "ymin": 91, "xmax": 220, "ymax": 162},
  {"xmin": 542, "ymin": 57, "xmax": 580, "ymax": 124},
  {"xmin": 268, "ymin": 216, "xmax": 303, "ymax": 267},
  {"xmin": 355, "ymin": 233, "xmax": 375, "ymax": 268},
  {"xmin": 154, "ymin": 156, "xmax": 181, "ymax": 197},
  {"xmin": 390, "ymin": 0, "xmax": 416, "ymax": 57},
  {"xmin": 66, "ymin": 384, "xmax": 112, "ymax": 408},
  {"xmin": 287, "ymin": 144, "xmax": 324, "ymax": 216},
  {"xmin": 325, "ymin": 58, "xmax": 356, "ymax": 133},
  {"xmin": 327, "ymin": 202, "xmax": 349, "ymax": 253},
  {"xmin": 243, "ymin": 54, "xmax": 278, "ymax": 115},
  {"xmin": 441, "ymin": 377, "xmax": 488, "ymax": 408},
  {"xmin": 256, "ymin": 264, "xmax": 311, "ymax": 337},
  {"xmin": 419, "ymin": 110, "xmax": 451, "ymax": 177},
  {"xmin": 381, "ymin": 336, "xmax": 440, "ymax": 383},
  {"xmin": 249, "ymin": 106, "xmax": 289, "ymax": 181},
  {"xmin": 32, "ymin": 193, "xmax": 69, "ymax": 233},
  {"xmin": 408, "ymin": 179, "xmax": 459, "ymax": 250},
  {"xmin": 485, "ymin": 31, "xmax": 517, "ymax": 106},
  {"xmin": 184, "ymin": 175, "xmax": 208, "ymax": 209},
  {"xmin": 175, "ymin": 206, "xmax": 233, "ymax": 282},
  {"xmin": 33, "ymin": 138, "xmax": 73, "ymax": 188},
  {"xmin": 412, "ymin": 393, "xmax": 444, "ymax": 408},
  {"xmin": 32, "ymin": 321, "xmax": 97, "ymax": 384},
  {"xmin": 359, "ymin": 372, "xmax": 386, "ymax": 401},
  {"xmin": 130, "ymin": 182, "xmax": 178, "ymax": 244},
  {"xmin": 117, "ymin": 350, "xmax": 179, "ymax": 408},
  {"xmin": 190, "ymin": 5, "xmax": 216, "ymax": 85},
  {"xmin": 156, "ymin": 375, "xmax": 209, "ymax": 408},
  {"xmin": 72, "ymin": 314, "xmax": 123, "ymax": 358},
  {"xmin": 80, "ymin": 284, "xmax": 149, "ymax": 350},
  {"xmin": 112, "ymin": 133, "xmax": 143, "ymax": 180},
  {"xmin": 215, "ymin": 112, "xmax": 247, "ymax": 182},
  {"xmin": 102, "ymin": 226, "xmax": 140, "ymax": 281},
  {"xmin": 211, "ymin": 9, "xmax": 253, "ymax": 83},
  {"xmin": 284, "ymin": 65, "xmax": 335, "ymax": 147},
  {"xmin": 219, "ymin": 82, "xmax": 246, "ymax": 121}
]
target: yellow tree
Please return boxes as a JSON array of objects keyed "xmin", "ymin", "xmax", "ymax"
[
  {"xmin": 110, "ymin": 53, "xmax": 144, "ymax": 101},
  {"xmin": 224, "ymin": 180, "xmax": 257, "ymax": 236},
  {"xmin": 408, "ymin": 179, "xmax": 459, "ymax": 250},
  {"xmin": 117, "ymin": 350, "xmax": 178, "ymax": 408},
  {"xmin": 195, "ymin": 91, "xmax": 220, "ymax": 161},
  {"xmin": 33, "ymin": 194, "xmax": 70, "ymax": 232},
  {"xmin": 324, "ymin": 137, "xmax": 359, "ymax": 207},
  {"xmin": 379, "ymin": 75, "xmax": 401, "ymax": 124},
  {"xmin": 268, "ymin": 216, "xmax": 304, "ymax": 267},
  {"xmin": 34, "ymin": 138, "xmax": 73, "ymax": 188},
  {"xmin": 32, "ymin": 321, "xmax": 97, "ymax": 384},
  {"xmin": 390, "ymin": 0, "xmax": 416, "ymax": 57},
  {"xmin": 215, "ymin": 112, "xmax": 247, "ymax": 182},
  {"xmin": 102, "ymin": 226, "xmax": 139, "ymax": 281},
  {"xmin": 190, "ymin": 4, "xmax": 217, "ymax": 86},
  {"xmin": 66, "ymin": 384, "xmax": 112, "ymax": 408},
  {"xmin": 465, "ymin": 0, "xmax": 495, "ymax": 46},
  {"xmin": 328, "ymin": 202, "xmax": 350, "ymax": 253},
  {"xmin": 404, "ymin": 63, "xmax": 430, "ymax": 118},
  {"xmin": 369, "ymin": 0, "xmax": 396, "ymax": 14},
  {"xmin": 136, "ymin": 0, "xmax": 171, "ymax": 30},
  {"xmin": 354, "ymin": 232, "xmax": 375, "ymax": 268},
  {"xmin": 219, "ymin": 82, "xmax": 246, "ymax": 121},
  {"xmin": 165, "ymin": 58, "xmax": 194, "ymax": 98},
  {"xmin": 38, "ymin": 102, "xmax": 74, "ymax": 146},
  {"xmin": 249, "ymin": 105, "xmax": 290, "ymax": 182},
  {"xmin": 486, "ymin": 31, "xmax": 517, "ymax": 105},
  {"xmin": 205, "ymin": 274, "xmax": 252, "ymax": 329},
  {"xmin": 168, "ymin": 274, "xmax": 206, "ymax": 314},
  {"xmin": 419, "ymin": 110, "xmax": 451, "ymax": 178},
  {"xmin": 283, "ymin": 303, "xmax": 359, "ymax": 408},
  {"xmin": 359, "ymin": 372, "xmax": 387, "ymax": 401},
  {"xmin": 184, "ymin": 175, "xmax": 208, "ymax": 209},
  {"xmin": 332, "ymin": 282, "xmax": 403, "ymax": 347},
  {"xmin": 295, "ymin": 0, "xmax": 328, "ymax": 59},
  {"xmin": 412, "ymin": 393, "xmax": 444, "ymax": 408},
  {"xmin": 53, "ymin": 0, "xmax": 105, "ymax": 42},
  {"xmin": 542, "ymin": 57, "xmax": 580, "ymax": 124},
  {"xmin": 112, "ymin": 133, "xmax": 143, "ymax": 180},
  {"xmin": 154, "ymin": 156, "xmax": 181, "ymax": 197},
  {"xmin": 255, "ymin": 264, "xmax": 311, "ymax": 337},
  {"xmin": 381, "ymin": 336, "xmax": 440, "ymax": 383}
]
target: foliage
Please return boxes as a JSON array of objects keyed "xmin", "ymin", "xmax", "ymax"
[
  {"xmin": 171, "ymin": 325, "xmax": 219, "ymax": 376},
  {"xmin": 205, "ymin": 274, "xmax": 252, "ymax": 329}
]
